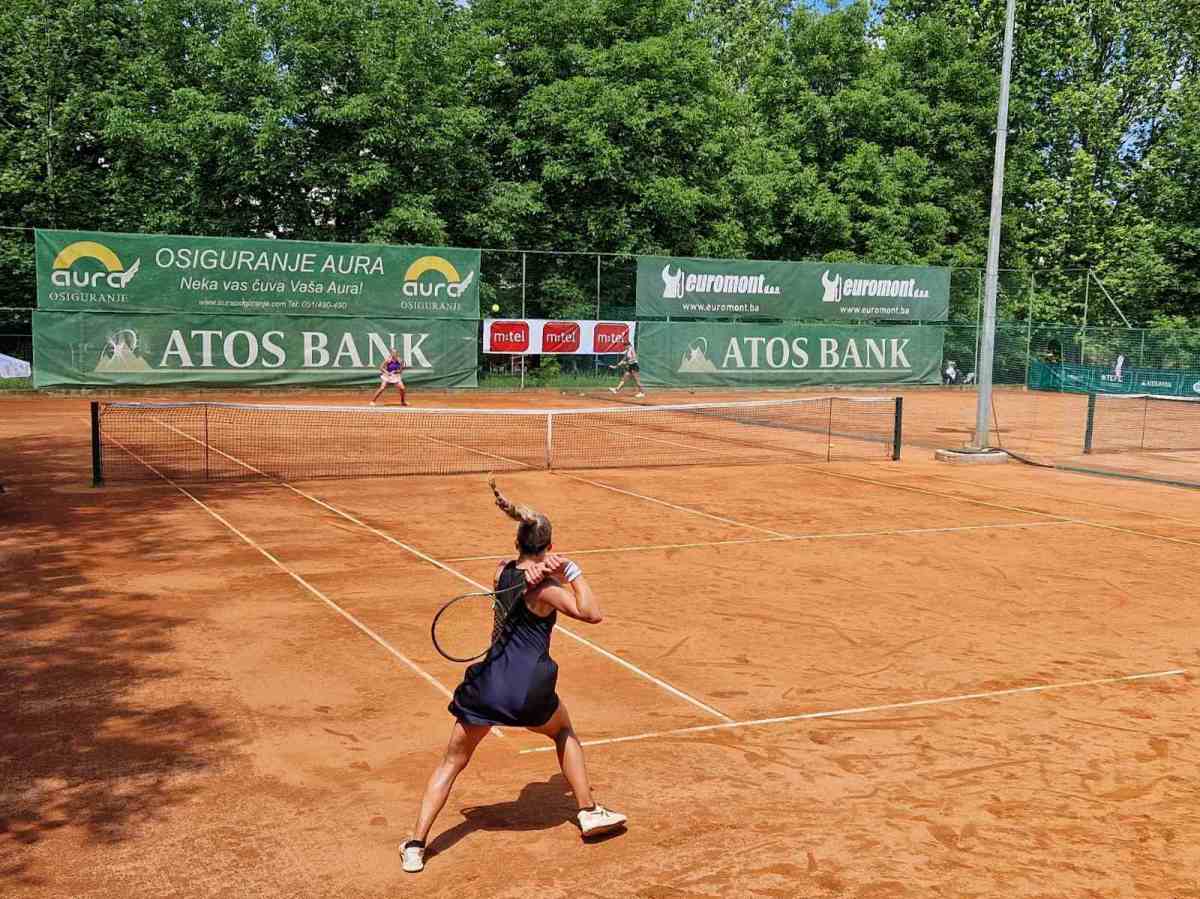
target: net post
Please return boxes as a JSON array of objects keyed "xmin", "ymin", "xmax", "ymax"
[
  {"xmin": 1083, "ymin": 392, "xmax": 1097, "ymax": 454},
  {"xmin": 90, "ymin": 401, "xmax": 103, "ymax": 486},
  {"xmin": 204, "ymin": 403, "xmax": 210, "ymax": 480},
  {"xmin": 826, "ymin": 397, "xmax": 833, "ymax": 462},
  {"xmin": 892, "ymin": 396, "xmax": 903, "ymax": 461},
  {"xmin": 545, "ymin": 413, "xmax": 554, "ymax": 469}
]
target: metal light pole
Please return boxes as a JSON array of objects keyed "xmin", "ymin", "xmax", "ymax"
[{"xmin": 973, "ymin": 0, "xmax": 1018, "ymax": 449}]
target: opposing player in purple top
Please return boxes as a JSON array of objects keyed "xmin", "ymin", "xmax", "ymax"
[{"xmin": 370, "ymin": 348, "xmax": 408, "ymax": 406}]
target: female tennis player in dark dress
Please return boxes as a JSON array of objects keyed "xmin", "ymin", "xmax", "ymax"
[{"xmin": 401, "ymin": 483, "xmax": 626, "ymax": 873}]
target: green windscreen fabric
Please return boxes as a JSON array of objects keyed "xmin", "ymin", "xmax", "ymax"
[{"xmin": 33, "ymin": 311, "xmax": 478, "ymax": 388}]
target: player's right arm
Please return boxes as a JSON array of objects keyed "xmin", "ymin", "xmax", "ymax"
[
  {"xmin": 537, "ymin": 578, "xmax": 602, "ymax": 624},
  {"xmin": 528, "ymin": 556, "xmax": 602, "ymax": 623}
]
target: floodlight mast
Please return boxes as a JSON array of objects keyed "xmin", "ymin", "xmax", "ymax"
[{"xmin": 973, "ymin": 0, "xmax": 1018, "ymax": 450}]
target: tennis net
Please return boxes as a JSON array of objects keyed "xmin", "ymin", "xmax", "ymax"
[
  {"xmin": 90, "ymin": 395, "xmax": 903, "ymax": 484},
  {"xmin": 1082, "ymin": 393, "xmax": 1200, "ymax": 455}
]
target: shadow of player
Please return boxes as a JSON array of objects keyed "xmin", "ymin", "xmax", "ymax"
[{"xmin": 426, "ymin": 773, "xmax": 626, "ymax": 861}]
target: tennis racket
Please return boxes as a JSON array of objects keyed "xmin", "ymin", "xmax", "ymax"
[{"xmin": 431, "ymin": 576, "xmax": 526, "ymax": 662}]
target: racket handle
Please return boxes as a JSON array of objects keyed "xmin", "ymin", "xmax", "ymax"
[{"xmin": 563, "ymin": 561, "xmax": 581, "ymax": 582}]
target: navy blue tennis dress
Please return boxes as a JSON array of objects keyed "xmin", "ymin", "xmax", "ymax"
[{"xmin": 448, "ymin": 562, "xmax": 560, "ymax": 727}]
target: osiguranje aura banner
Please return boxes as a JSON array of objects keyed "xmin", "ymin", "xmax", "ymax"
[
  {"xmin": 33, "ymin": 311, "xmax": 478, "ymax": 388},
  {"xmin": 637, "ymin": 255, "xmax": 949, "ymax": 322},
  {"xmin": 638, "ymin": 321, "xmax": 943, "ymax": 387},
  {"xmin": 35, "ymin": 229, "xmax": 480, "ymax": 319}
]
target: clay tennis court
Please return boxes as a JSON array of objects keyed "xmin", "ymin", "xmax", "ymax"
[{"xmin": 3, "ymin": 387, "xmax": 1198, "ymax": 898}]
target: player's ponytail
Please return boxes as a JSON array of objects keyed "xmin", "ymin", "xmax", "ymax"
[{"xmin": 489, "ymin": 476, "xmax": 552, "ymax": 555}]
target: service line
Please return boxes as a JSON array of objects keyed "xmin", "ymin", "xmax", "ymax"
[
  {"xmin": 519, "ymin": 668, "xmax": 1189, "ymax": 753},
  {"xmin": 444, "ymin": 519, "xmax": 1075, "ymax": 563}
]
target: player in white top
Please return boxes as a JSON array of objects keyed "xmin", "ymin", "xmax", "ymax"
[{"xmin": 608, "ymin": 344, "xmax": 646, "ymax": 398}]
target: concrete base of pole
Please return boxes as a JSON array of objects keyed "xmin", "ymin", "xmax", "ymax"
[{"xmin": 934, "ymin": 448, "xmax": 1008, "ymax": 465}]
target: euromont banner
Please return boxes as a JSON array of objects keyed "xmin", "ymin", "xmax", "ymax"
[
  {"xmin": 637, "ymin": 256, "xmax": 950, "ymax": 322},
  {"xmin": 33, "ymin": 311, "xmax": 478, "ymax": 388},
  {"xmin": 36, "ymin": 229, "xmax": 480, "ymax": 319},
  {"xmin": 638, "ymin": 321, "xmax": 943, "ymax": 387}
]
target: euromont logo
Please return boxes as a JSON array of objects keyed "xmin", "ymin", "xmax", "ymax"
[
  {"xmin": 661, "ymin": 264, "xmax": 781, "ymax": 299},
  {"xmin": 677, "ymin": 333, "xmax": 913, "ymax": 373},
  {"xmin": 404, "ymin": 256, "xmax": 475, "ymax": 298},
  {"xmin": 52, "ymin": 241, "xmax": 140, "ymax": 289},
  {"xmin": 821, "ymin": 270, "xmax": 930, "ymax": 303}
]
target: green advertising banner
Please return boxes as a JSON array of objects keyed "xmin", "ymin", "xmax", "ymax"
[
  {"xmin": 35, "ymin": 229, "xmax": 480, "ymax": 319},
  {"xmin": 33, "ymin": 311, "xmax": 478, "ymax": 388},
  {"xmin": 638, "ymin": 320, "xmax": 943, "ymax": 387},
  {"xmin": 1029, "ymin": 359, "xmax": 1200, "ymax": 398},
  {"xmin": 636, "ymin": 255, "xmax": 949, "ymax": 322}
]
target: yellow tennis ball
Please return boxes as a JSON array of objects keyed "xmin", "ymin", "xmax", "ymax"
[{"xmin": 491, "ymin": 304, "xmax": 500, "ymax": 313}]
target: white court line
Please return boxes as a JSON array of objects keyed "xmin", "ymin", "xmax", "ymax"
[
  {"xmin": 562, "ymin": 420, "xmax": 728, "ymax": 458},
  {"xmin": 444, "ymin": 519, "xmax": 1075, "ymax": 562},
  {"xmin": 559, "ymin": 473, "xmax": 792, "ymax": 538},
  {"xmin": 418, "ymin": 432, "xmax": 538, "ymax": 470},
  {"xmin": 102, "ymin": 435, "xmax": 469, "ymax": 716},
  {"xmin": 136, "ymin": 418, "xmax": 734, "ymax": 724},
  {"xmin": 519, "ymin": 668, "xmax": 1189, "ymax": 753},
  {"xmin": 810, "ymin": 467, "xmax": 1200, "ymax": 551}
]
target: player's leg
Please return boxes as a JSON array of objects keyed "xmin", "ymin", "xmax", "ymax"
[
  {"xmin": 403, "ymin": 721, "xmax": 490, "ymax": 870},
  {"xmin": 395, "ymin": 380, "xmax": 408, "ymax": 406},
  {"xmin": 632, "ymin": 371, "xmax": 646, "ymax": 398},
  {"xmin": 370, "ymin": 380, "xmax": 387, "ymax": 404},
  {"xmin": 528, "ymin": 703, "xmax": 593, "ymax": 807},
  {"xmin": 528, "ymin": 703, "xmax": 626, "ymax": 836}
]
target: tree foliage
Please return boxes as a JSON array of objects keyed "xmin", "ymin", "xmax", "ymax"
[{"xmin": 0, "ymin": 0, "xmax": 1195, "ymax": 324}]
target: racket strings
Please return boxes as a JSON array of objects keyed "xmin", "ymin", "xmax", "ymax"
[{"xmin": 489, "ymin": 570, "xmax": 527, "ymax": 647}]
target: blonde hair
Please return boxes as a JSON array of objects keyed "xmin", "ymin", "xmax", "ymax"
[{"xmin": 489, "ymin": 476, "xmax": 552, "ymax": 555}]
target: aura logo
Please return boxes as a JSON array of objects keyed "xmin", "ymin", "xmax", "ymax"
[
  {"xmin": 403, "ymin": 256, "xmax": 475, "ymax": 298},
  {"xmin": 51, "ymin": 241, "xmax": 141, "ymax": 289}
]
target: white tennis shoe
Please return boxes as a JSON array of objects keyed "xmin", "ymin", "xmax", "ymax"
[
  {"xmin": 400, "ymin": 840, "xmax": 425, "ymax": 873},
  {"xmin": 577, "ymin": 805, "xmax": 627, "ymax": 837},
  {"xmin": 635, "ymin": 392, "xmax": 645, "ymax": 398},
  {"xmin": 608, "ymin": 387, "xmax": 618, "ymax": 394}
]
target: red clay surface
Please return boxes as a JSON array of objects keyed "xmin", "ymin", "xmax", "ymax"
[{"xmin": 2, "ymin": 388, "xmax": 1198, "ymax": 898}]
